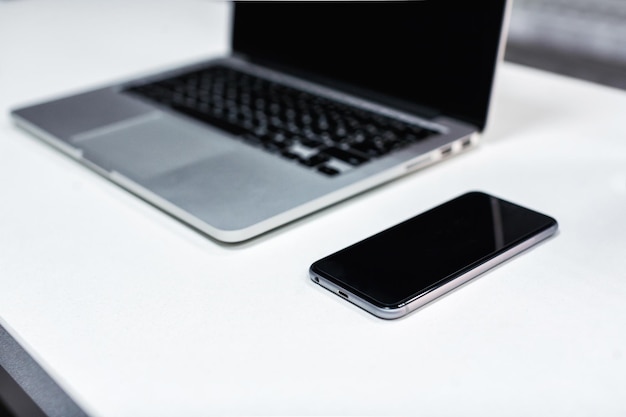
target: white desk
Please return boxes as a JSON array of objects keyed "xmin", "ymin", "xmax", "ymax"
[{"xmin": 2, "ymin": 1, "xmax": 626, "ymax": 416}]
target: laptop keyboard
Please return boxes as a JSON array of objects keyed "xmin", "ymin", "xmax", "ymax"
[{"xmin": 125, "ymin": 65, "xmax": 439, "ymax": 176}]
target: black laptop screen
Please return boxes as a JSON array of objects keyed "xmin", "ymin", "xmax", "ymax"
[{"xmin": 232, "ymin": 1, "xmax": 507, "ymax": 131}]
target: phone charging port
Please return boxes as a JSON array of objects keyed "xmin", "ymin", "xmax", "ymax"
[{"xmin": 338, "ymin": 291, "xmax": 349, "ymax": 299}]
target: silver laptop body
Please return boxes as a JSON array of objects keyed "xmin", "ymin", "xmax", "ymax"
[{"xmin": 11, "ymin": 2, "xmax": 510, "ymax": 243}]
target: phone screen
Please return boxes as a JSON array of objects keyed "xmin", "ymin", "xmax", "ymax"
[{"xmin": 310, "ymin": 192, "xmax": 557, "ymax": 316}]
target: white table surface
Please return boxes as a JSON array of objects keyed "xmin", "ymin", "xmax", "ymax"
[{"xmin": 2, "ymin": 1, "xmax": 626, "ymax": 416}]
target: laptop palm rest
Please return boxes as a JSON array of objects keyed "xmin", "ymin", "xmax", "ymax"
[{"xmin": 75, "ymin": 114, "xmax": 330, "ymax": 233}]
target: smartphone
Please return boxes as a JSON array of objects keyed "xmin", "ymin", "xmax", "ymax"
[{"xmin": 310, "ymin": 192, "xmax": 558, "ymax": 319}]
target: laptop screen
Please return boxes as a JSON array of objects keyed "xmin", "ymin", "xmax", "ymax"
[{"xmin": 232, "ymin": 1, "xmax": 507, "ymax": 131}]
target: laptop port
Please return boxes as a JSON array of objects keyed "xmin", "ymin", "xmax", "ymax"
[
  {"xmin": 338, "ymin": 291, "xmax": 349, "ymax": 299},
  {"xmin": 440, "ymin": 145, "xmax": 453, "ymax": 157}
]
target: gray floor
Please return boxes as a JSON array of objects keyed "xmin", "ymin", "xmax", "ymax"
[
  {"xmin": 505, "ymin": 0, "xmax": 626, "ymax": 91},
  {"xmin": 0, "ymin": 325, "xmax": 88, "ymax": 417},
  {"xmin": 505, "ymin": 41, "xmax": 626, "ymax": 91}
]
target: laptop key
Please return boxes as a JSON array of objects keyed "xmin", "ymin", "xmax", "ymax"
[
  {"xmin": 298, "ymin": 137, "xmax": 324, "ymax": 149},
  {"xmin": 317, "ymin": 165, "xmax": 340, "ymax": 176},
  {"xmin": 321, "ymin": 147, "xmax": 369, "ymax": 166},
  {"xmin": 281, "ymin": 150, "xmax": 301, "ymax": 160},
  {"xmin": 349, "ymin": 141, "xmax": 384, "ymax": 157},
  {"xmin": 170, "ymin": 104, "xmax": 247, "ymax": 137},
  {"xmin": 300, "ymin": 153, "xmax": 330, "ymax": 167}
]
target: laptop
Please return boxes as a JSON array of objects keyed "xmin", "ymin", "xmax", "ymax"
[{"xmin": 11, "ymin": 1, "xmax": 510, "ymax": 243}]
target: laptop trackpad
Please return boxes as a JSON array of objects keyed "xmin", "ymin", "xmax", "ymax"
[{"xmin": 76, "ymin": 114, "xmax": 236, "ymax": 180}]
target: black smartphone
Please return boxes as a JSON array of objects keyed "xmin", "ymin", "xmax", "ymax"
[{"xmin": 310, "ymin": 192, "xmax": 558, "ymax": 319}]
